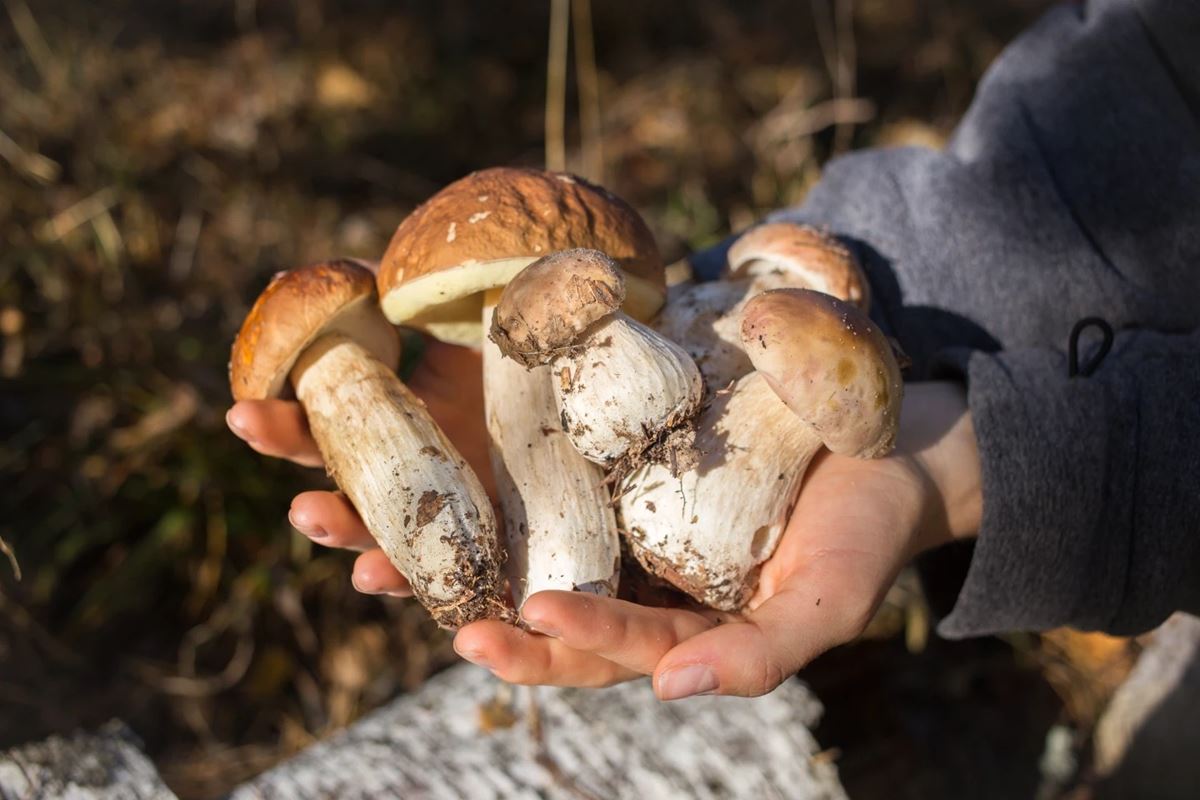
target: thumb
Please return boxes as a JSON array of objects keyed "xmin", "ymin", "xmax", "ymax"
[{"xmin": 652, "ymin": 557, "xmax": 880, "ymax": 699}]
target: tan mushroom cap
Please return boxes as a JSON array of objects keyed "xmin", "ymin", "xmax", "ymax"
[
  {"xmin": 230, "ymin": 259, "xmax": 400, "ymax": 401},
  {"xmin": 488, "ymin": 249, "xmax": 625, "ymax": 368},
  {"xmin": 740, "ymin": 288, "xmax": 902, "ymax": 459},
  {"xmin": 726, "ymin": 222, "xmax": 870, "ymax": 310},
  {"xmin": 377, "ymin": 167, "xmax": 665, "ymax": 346}
]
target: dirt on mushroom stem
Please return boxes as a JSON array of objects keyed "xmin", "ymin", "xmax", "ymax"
[{"xmin": 293, "ymin": 335, "xmax": 510, "ymax": 630}]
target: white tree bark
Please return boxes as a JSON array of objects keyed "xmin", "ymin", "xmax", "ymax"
[
  {"xmin": 0, "ymin": 721, "xmax": 176, "ymax": 799},
  {"xmin": 232, "ymin": 664, "xmax": 847, "ymax": 800}
]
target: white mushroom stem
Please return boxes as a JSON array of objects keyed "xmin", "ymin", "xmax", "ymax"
[
  {"xmin": 654, "ymin": 279, "xmax": 755, "ymax": 391},
  {"xmin": 292, "ymin": 334, "xmax": 507, "ymax": 629},
  {"xmin": 619, "ymin": 372, "xmax": 821, "ymax": 612},
  {"xmin": 481, "ymin": 300, "xmax": 620, "ymax": 608},
  {"xmin": 551, "ymin": 311, "xmax": 702, "ymax": 466}
]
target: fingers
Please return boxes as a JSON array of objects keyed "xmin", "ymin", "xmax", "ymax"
[
  {"xmin": 653, "ymin": 563, "xmax": 875, "ymax": 700},
  {"xmin": 351, "ymin": 549, "xmax": 413, "ymax": 597},
  {"xmin": 226, "ymin": 400, "xmax": 323, "ymax": 467},
  {"xmin": 453, "ymin": 620, "xmax": 639, "ymax": 688},
  {"xmin": 520, "ymin": 591, "xmax": 721, "ymax": 676},
  {"xmin": 289, "ymin": 491, "xmax": 375, "ymax": 550}
]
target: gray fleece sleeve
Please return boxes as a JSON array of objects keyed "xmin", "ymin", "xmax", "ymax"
[
  {"xmin": 940, "ymin": 330, "xmax": 1200, "ymax": 637},
  {"xmin": 692, "ymin": 0, "xmax": 1200, "ymax": 636}
]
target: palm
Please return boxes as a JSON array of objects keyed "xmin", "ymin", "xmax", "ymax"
[{"xmin": 452, "ymin": 447, "xmax": 928, "ymax": 696}]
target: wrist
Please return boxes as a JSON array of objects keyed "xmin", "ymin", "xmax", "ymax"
[{"xmin": 896, "ymin": 381, "xmax": 982, "ymax": 552}]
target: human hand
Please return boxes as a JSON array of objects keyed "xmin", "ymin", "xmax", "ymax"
[
  {"xmin": 452, "ymin": 381, "xmax": 982, "ymax": 698},
  {"xmin": 225, "ymin": 335, "xmax": 492, "ymax": 597}
]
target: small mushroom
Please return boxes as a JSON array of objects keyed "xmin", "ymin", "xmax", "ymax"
[
  {"xmin": 489, "ymin": 249, "xmax": 703, "ymax": 470},
  {"xmin": 230, "ymin": 260, "xmax": 507, "ymax": 629},
  {"xmin": 619, "ymin": 289, "xmax": 902, "ymax": 611},
  {"xmin": 376, "ymin": 168, "xmax": 667, "ymax": 607},
  {"xmin": 654, "ymin": 223, "xmax": 869, "ymax": 392},
  {"xmin": 725, "ymin": 221, "xmax": 870, "ymax": 307}
]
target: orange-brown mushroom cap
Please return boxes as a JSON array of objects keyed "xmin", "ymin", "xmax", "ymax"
[
  {"xmin": 739, "ymin": 288, "xmax": 902, "ymax": 459},
  {"xmin": 230, "ymin": 259, "xmax": 400, "ymax": 401},
  {"xmin": 726, "ymin": 222, "xmax": 870, "ymax": 310},
  {"xmin": 488, "ymin": 249, "xmax": 625, "ymax": 368},
  {"xmin": 377, "ymin": 167, "xmax": 665, "ymax": 346}
]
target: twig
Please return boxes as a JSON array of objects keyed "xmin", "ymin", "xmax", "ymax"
[
  {"xmin": 572, "ymin": 0, "xmax": 603, "ymax": 183},
  {"xmin": 0, "ymin": 532, "xmax": 21, "ymax": 581},
  {"xmin": 808, "ymin": 0, "xmax": 837, "ymax": 83},
  {"xmin": 168, "ymin": 205, "xmax": 204, "ymax": 283},
  {"xmin": 545, "ymin": 0, "xmax": 570, "ymax": 170},
  {"xmin": 4, "ymin": 0, "xmax": 57, "ymax": 88},
  {"xmin": 527, "ymin": 688, "xmax": 602, "ymax": 800},
  {"xmin": 808, "ymin": 0, "xmax": 860, "ymax": 155},
  {"xmin": 754, "ymin": 97, "xmax": 874, "ymax": 146},
  {"xmin": 36, "ymin": 187, "xmax": 118, "ymax": 242},
  {"xmin": 832, "ymin": 0, "xmax": 857, "ymax": 154},
  {"xmin": 0, "ymin": 129, "xmax": 60, "ymax": 184},
  {"xmin": 235, "ymin": 0, "xmax": 257, "ymax": 32}
]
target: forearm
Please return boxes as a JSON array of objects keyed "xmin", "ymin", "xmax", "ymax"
[{"xmin": 892, "ymin": 381, "xmax": 982, "ymax": 554}]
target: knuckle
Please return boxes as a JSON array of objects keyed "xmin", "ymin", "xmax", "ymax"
[
  {"xmin": 838, "ymin": 598, "xmax": 876, "ymax": 642},
  {"xmin": 751, "ymin": 658, "xmax": 787, "ymax": 697}
]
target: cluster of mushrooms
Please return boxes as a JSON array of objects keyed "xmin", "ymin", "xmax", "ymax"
[{"xmin": 230, "ymin": 167, "xmax": 903, "ymax": 629}]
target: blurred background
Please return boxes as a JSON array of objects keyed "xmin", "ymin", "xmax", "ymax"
[{"xmin": 0, "ymin": 1, "xmax": 1138, "ymax": 797}]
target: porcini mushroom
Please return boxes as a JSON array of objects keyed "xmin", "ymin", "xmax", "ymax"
[
  {"xmin": 619, "ymin": 289, "xmax": 902, "ymax": 611},
  {"xmin": 725, "ymin": 221, "xmax": 870, "ymax": 307},
  {"xmin": 230, "ymin": 260, "xmax": 507, "ymax": 628},
  {"xmin": 489, "ymin": 248, "xmax": 703, "ymax": 470},
  {"xmin": 654, "ymin": 222, "xmax": 870, "ymax": 392},
  {"xmin": 377, "ymin": 168, "xmax": 667, "ymax": 607}
]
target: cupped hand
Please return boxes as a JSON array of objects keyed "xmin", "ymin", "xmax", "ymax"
[
  {"xmin": 452, "ymin": 381, "xmax": 981, "ymax": 698},
  {"xmin": 225, "ymin": 336, "xmax": 491, "ymax": 597}
]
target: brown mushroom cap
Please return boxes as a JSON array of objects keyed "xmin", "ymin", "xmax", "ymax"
[
  {"xmin": 377, "ymin": 167, "xmax": 665, "ymax": 346},
  {"xmin": 739, "ymin": 288, "xmax": 902, "ymax": 459},
  {"xmin": 230, "ymin": 259, "xmax": 400, "ymax": 401},
  {"xmin": 726, "ymin": 222, "xmax": 870, "ymax": 310},
  {"xmin": 488, "ymin": 249, "xmax": 625, "ymax": 368}
]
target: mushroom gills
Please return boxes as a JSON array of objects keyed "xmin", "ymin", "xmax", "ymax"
[{"xmin": 292, "ymin": 334, "xmax": 508, "ymax": 629}]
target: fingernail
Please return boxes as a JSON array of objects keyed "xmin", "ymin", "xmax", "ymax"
[
  {"xmin": 386, "ymin": 589, "xmax": 414, "ymax": 599},
  {"xmin": 288, "ymin": 509, "xmax": 329, "ymax": 540},
  {"xmin": 351, "ymin": 573, "xmax": 381, "ymax": 594},
  {"xmin": 454, "ymin": 645, "xmax": 493, "ymax": 670},
  {"xmin": 225, "ymin": 408, "xmax": 252, "ymax": 440},
  {"xmin": 522, "ymin": 615, "xmax": 561, "ymax": 638},
  {"xmin": 657, "ymin": 665, "xmax": 719, "ymax": 701}
]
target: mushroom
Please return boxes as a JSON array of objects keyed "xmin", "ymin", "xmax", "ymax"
[
  {"xmin": 725, "ymin": 221, "xmax": 870, "ymax": 307},
  {"xmin": 376, "ymin": 168, "xmax": 667, "ymax": 607},
  {"xmin": 654, "ymin": 222, "xmax": 870, "ymax": 392},
  {"xmin": 230, "ymin": 260, "xmax": 507, "ymax": 629},
  {"xmin": 619, "ymin": 289, "xmax": 903, "ymax": 611},
  {"xmin": 488, "ymin": 248, "xmax": 703, "ymax": 471}
]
